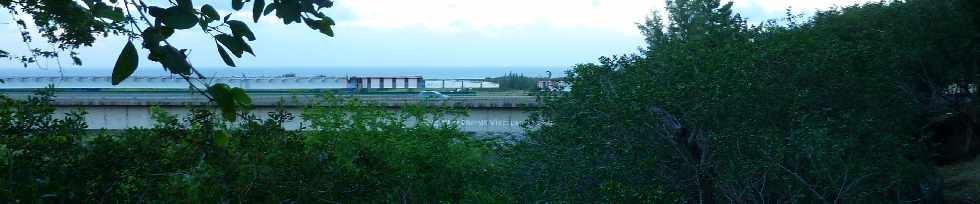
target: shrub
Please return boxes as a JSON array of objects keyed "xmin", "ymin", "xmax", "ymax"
[
  {"xmin": 0, "ymin": 92, "xmax": 503, "ymax": 203},
  {"xmin": 505, "ymin": 0, "xmax": 976, "ymax": 202}
]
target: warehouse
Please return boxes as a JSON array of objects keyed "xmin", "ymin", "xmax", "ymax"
[{"xmin": 347, "ymin": 76, "xmax": 424, "ymax": 89}]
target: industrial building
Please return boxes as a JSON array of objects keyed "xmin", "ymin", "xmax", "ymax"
[{"xmin": 348, "ymin": 76, "xmax": 424, "ymax": 89}]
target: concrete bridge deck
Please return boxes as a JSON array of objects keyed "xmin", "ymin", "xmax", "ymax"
[
  {"xmin": 0, "ymin": 91, "xmax": 539, "ymax": 135},
  {"xmin": 0, "ymin": 91, "xmax": 541, "ymax": 108}
]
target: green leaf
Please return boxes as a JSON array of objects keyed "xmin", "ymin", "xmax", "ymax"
[
  {"xmin": 111, "ymin": 41, "xmax": 139, "ymax": 85},
  {"xmin": 322, "ymin": 16, "xmax": 335, "ymax": 25},
  {"xmin": 148, "ymin": 6, "xmax": 165, "ymax": 18},
  {"xmin": 275, "ymin": 0, "xmax": 300, "ymax": 24},
  {"xmin": 200, "ymin": 5, "xmax": 219, "ymax": 29},
  {"xmin": 176, "ymin": 0, "xmax": 194, "ymax": 9},
  {"xmin": 71, "ymin": 56, "xmax": 82, "ymax": 66},
  {"xmin": 314, "ymin": 0, "xmax": 333, "ymax": 9},
  {"xmin": 232, "ymin": 0, "xmax": 244, "ymax": 10},
  {"xmin": 216, "ymin": 42, "xmax": 236, "ymax": 67},
  {"xmin": 303, "ymin": 17, "xmax": 319, "ymax": 30},
  {"xmin": 214, "ymin": 131, "xmax": 230, "ymax": 147},
  {"xmin": 162, "ymin": 6, "xmax": 199, "ymax": 29},
  {"xmin": 159, "ymin": 26, "xmax": 175, "ymax": 39},
  {"xmin": 1, "ymin": 79, "xmax": 5, "ymax": 84},
  {"xmin": 252, "ymin": 0, "xmax": 265, "ymax": 22},
  {"xmin": 318, "ymin": 20, "xmax": 334, "ymax": 37},
  {"xmin": 208, "ymin": 83, "xmax": 238, "ymax": 121},
  {"xmin": 92, "ymin": 4, "xmax": 125, "ymax": 21},
  {"xmin": 227, "ymin": 20, "xmax": 256, "ymax": 41},
  {"xmin": 230, "ymin": 87, "xmax": 252, "ymax": 108},
  {"xmin": 140, "ymin": 26, "xmax": 173, "ymax": 50},
  {"xmin": 215, "ymin": 34, "xmax": 243, "ymax": 57},
  {"xmin": 158, "ymin": 45, "xmax": 191, "ymax": 75},
  {"xmin": 264, "ymin": 3, "xmax": 277, "ymax": 15},
  {"xmin": 312, "ymin": 12, "xmax": 328, "ymax": 19},
  {"xmin": 238, "ymin": 37, "xmax": 254, "ymax": 56},
  {"xmin": 201, "ymin": 4, "xmax": 219, "ymax": 20}
]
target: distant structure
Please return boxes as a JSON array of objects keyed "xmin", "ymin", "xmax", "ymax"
[
  {"xmin": 537, "ymin": 80, "xmax": 570, "ymax": 92},
  {"xmin": 0, "ymin": 76, "xmax": 425, "ymax": 90},
  {"xmin": 348, "ymin": 76, "xmax": 424, "ymax": 89}
]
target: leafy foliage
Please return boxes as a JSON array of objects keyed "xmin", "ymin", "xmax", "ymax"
[
  {"xmin": 4, "ymin": 0, "xmax": 979, "ymax": 203},
  {"xmin": 484, "ymin": 73, "xmax": 547, "ymax": 90},
  {"xmin": 506, "ymin": 0, "xmax": 978, "ymax": 202},
  {"xmin": 0, "ymin": 92, "xmax": 503, "ymax": 203},
  {"xmin": 111, "ymin": 40, "xmax": 138, "ymax": 85},
  {"xmin": 3, "ymin": 0, "xmax": 338, "ymax": 121}
]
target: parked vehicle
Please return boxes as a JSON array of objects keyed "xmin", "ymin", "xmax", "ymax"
[{"xmin": 417, "ymin": 91, "xmax": 449, "ymax": 100}]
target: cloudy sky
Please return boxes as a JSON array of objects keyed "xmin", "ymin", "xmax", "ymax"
[{"xmin": 0, "ymin": 0, "xmax": 873, "ymax": 72}]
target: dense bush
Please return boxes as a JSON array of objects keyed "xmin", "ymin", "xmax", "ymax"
[
  {"xmin": 485, "ymin": 73, "xmax": 547, "ymax": 90},
  {"xmin": 0, "ymin": 92, "xmax": 503, "ymax": 203},
  {"xmin": 506, "ymin": 0, "xmax": 978, "ymax": 203}
]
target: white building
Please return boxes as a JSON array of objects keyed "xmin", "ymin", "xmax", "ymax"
[{"xmin": 348, "ymin": 76, "xmax": 424, "ymax": 89}]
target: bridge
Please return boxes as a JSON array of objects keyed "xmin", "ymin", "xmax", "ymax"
[
  {"xmin": 0, "ymin": 90, "xmax": 539, "ymax": 137},
  {"xmin": 2, "ymin": 91, "xmax": 540, "ymax": 108},
  {"xmin": 0, "ymin": 75, "xmax": 501, "ymax": 90},
  {"xmin": 0, "ymin": 76, "xmax": 541, "ymax": 136}
]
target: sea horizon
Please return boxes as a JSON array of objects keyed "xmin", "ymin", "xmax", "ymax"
[{"xmin": 0, "ymin": 66, "xmax": 571, "ymax": 79}]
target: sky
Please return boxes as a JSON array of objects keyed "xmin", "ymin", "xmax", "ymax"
[{"xmin": 0, "ymin": 0, "xmax": 874, "ymax": 74}]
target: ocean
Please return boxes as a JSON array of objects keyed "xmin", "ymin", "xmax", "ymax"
[{"xmin": 0, "ymin": 66, "xmax": 570, "ymax": 79}]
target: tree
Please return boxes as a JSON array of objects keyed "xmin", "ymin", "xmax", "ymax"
[
  {"xmin": 507, "ymin": 0, "xmax": 978, "ymax": 202},
  {"xmin": 0, "ymin": 0, "xmax": 337, "ymax": 120}
]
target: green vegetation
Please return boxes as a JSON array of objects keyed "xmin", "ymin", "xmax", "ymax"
[
  {"xmin": 485, "ymin": 73, "xmax": 546, "ymax": 90},
  {"xmin": 3, "ymin": 0, "xmax": 980, "ymax": 202},
  {"xmin": 0, "ymin": 91, "xmax": 503, "ymax": 202},
  {"xmin": 506, "ymin": 0, "xmax": 979, "ymax": 202},
  {"xmin": 1, "ymin": 0, "xmax": 338, "ymax": 121}
]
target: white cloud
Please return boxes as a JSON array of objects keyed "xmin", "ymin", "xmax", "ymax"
[
  {"xmin": 338, "ymin": 0, "xmax": 878, "ymax": 35},
  {"xmin": 0, "ymin": 0, "xmax": 887, "ymax": 69},
  {"xmin": 733, "ymin": 0, "xmax": 876, "ymax": 13},
  {"xmin": 338, "ymin": 0, "xmax": 664, "ymax": 36}
]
